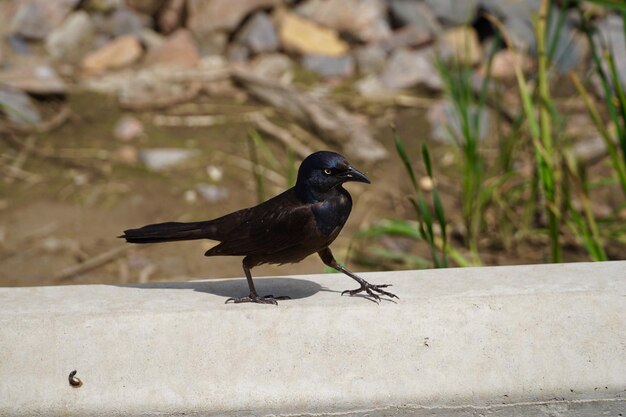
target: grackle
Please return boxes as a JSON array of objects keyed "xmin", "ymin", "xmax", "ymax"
[{"xmin": 119, "ymin": 151, "xmax": 397, "ymax": 304}]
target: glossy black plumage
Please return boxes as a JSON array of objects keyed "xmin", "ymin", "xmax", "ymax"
[{"xmin": 120, "ymin": 151, "xmax": 397, "ymax": 304}]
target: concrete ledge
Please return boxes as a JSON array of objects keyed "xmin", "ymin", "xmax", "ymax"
[{"xmin": 1, "ymin": 261, "xmax": 625, "ymax": 416}]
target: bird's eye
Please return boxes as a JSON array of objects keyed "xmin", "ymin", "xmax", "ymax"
[{"xmin": 323, "ymin": 169, "xmax": 332, "ymax": 175}]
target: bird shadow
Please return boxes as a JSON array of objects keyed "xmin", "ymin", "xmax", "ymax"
[{"xmin": 117, "ymin": 277, "xmax": 323, "ymax": 301}]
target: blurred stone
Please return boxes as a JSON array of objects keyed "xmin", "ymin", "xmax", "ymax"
[
  {"xmin": 206, "ymin": 165, "xmax": 223, "ymax": 181},
  {"xmin": 419, "ymin": 176, "xmax": 434, "ymax": 192},
  {"xmin": 488, "ymin": 50, "xmax": 532, "ymax": 82},
  {"xmin": 427, "ymin": 99, "xmax": 490, "ymax": 143},
  {"xmin": 126, "ymin": 0, "xmax": 165, "ymax": 15},
  {"xmin": 296, "ymin": 0, "xmax": 390, "ymax": 42},
  {"xmin": 236, "ymin": 12, "xmax": 279, "ymax": 54},
  {"xmin": 144, "ymin": 29, "xmax": 200, "ymax": 68},
  {"xmin": 354, "ymin": 45, "xmax": 386, "ymax": 74},
  {"xmin": 0, "ymin": 84, "xmax": 41, "ymax": 126},
  {"xmin": 0, "ymin": 62, "xmax": 67, "ymax": 94},
  {"xmin": 92, "ymin": 5, "xmax": 148, "ymax": 38},
  {"xmin": 7, "ymin": 35, "xmax": 32, "ymax": 55},
  {"xmin": 596, "ymin": 14, "xmax": 626, "ymax": 87},
  {"xmin": 425, "ymin": 0, "xmax": 478, "ymax": 25},
  {"xmin": 113, "ymin": 114, "xmax": 144, "ymax": 141},
  {"xmin": 355, "ymin": 74, "xmax": 393, "ymax": 98},
  {"xmin": 140, "ymin": 28, "xmax": 165, "ymax": 50},
  {"xmin": 226, "ymin": 44, "xmax": 250, "ymax": 63},
  {"xmin": 195, "ymin": 183, "xmax": 229, "ymax": 203},
  {"xmin": 196, "ymin": 31, "xmax": 228, "ymax": 56},
  {"xmin": 302, "ymin": 55, "xmax": 355, "ymax": 79},
  {"xmin": 249, "ymin": 53, "xmax": 293, "ymax": 82},
  {"xmin": 46, "ymin": 11, "xmax": 95, "ymax": 61},
  {"xmin": 82, "ymin": 35, "xmax": 143, "ymax": 74},
  {"xmin": 388, "ymin": 0, "xmax": 441, "ymax": 34},
  {"xmin": 157, "ymin": 0, "xmax": 185, "ymax": 34},
  {"xmin": 380, "ymin": 48, "xmax": 441, "ymax": 91},
  {"xmin": 481, "ymin": 0, "xmax": 540, "ymax": 51},
  {"xmin": 380, "ymin": 25, "xmax": 433, "ymax": 52},
  {"xmin": 116, "ymin": 145, "xmax": 139, "ymax": 164},
  {"xmin": 187, "ymin": 0, "xmax": 278, "ymax": 35},
  {"xmin": 438, "ymin": 26, "xmax": 481, "ymax": 66},
  {"xmin": 278, "ymin": 12, "xmax": 348, "ymax": 56},
  {"xmin": 10, "ymin": 0, "xmax": 80, "ymax": 40},
  {"xmin": 84, "ymin": 0, "xmax": 122, "ymax": 13},
  {"xmin": 139, "ymin": 148, "xmax": 198, "ymax": 171}
]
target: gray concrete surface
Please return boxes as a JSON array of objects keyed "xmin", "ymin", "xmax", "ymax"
[{"xmin": 0, "ymin": 261, "xmax": 625, "ymax": 416}]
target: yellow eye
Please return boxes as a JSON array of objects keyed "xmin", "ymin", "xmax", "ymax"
[{"xmin": 323, "ymin": 169, "xmax": 332, "ymax": 175}]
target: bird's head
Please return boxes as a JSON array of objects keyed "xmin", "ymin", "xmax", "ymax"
[{"xmin": 295, "ymin": 151, "xmax": 370, "ymax": 199}]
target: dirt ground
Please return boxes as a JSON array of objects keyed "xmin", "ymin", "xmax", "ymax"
[{"xmin": 1, "ymin": 92, "xmax": 622, "ymax": 287}]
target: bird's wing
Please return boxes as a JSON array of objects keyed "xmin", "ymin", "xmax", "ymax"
[{"xmin": 205, "ymin": 203, "xmax": 315, "ymax": 257}]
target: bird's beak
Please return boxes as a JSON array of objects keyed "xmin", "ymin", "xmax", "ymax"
[{"xmin": 342, "ymin": 166, "xmax": 371, "ymax": 184}]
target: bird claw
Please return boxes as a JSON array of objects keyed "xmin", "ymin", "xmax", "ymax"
[
  {"xmin": 225, "ymin": 294, "xmax": 291, "ymax": 305},
  {"xmin": 341, "ymin": 283, "xmax": 398, "ymax": 302}
]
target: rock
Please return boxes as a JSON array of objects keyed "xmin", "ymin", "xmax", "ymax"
[
  {"xmin": 380, "ymin": 48, "xmax": 442, "ymax": 91},
  {"xmin": 480, "ymin": 0, "xmax": 540, "ymax": 51},
  {"xmin": 84, "ymin": 0, "xmax": 122, "ymax": 13},
  {"xmin": 195, "ymin": 183, "xmax": 229, "ymax": 204},
  {"xmin": 139, "ymin": 148, "xmax": 198, "ymax": 171},
  {"xmin": 355, "ymin": 74, "xmax": 393, "ymax": 98},
  {"xmin": 596, "ymin": 15, "xmax": 626, "ymax": 87},
  {"xmin": 10, "ymin": 0, "xmax": 80, "ymax": 40},
  {"xmin": 157, "ymin": 0, "xmax": 185, "ymax": 34},
  {"xmin": 92, "ymin": 5, "xmax": 148, "ymax": 38},
  {"xmin": 0, "ymin": 61, "xmax": 67, "ymax": 95},
  {"xmin": 487, "ymin": 50, "xmax": 532, "ymax": 82},
  {"xmin": 45, "ymin": 11, "xmax": 95, "ymax": 61},
  {"xmin": 143, "ymin": 29, "xmax": 200, "ymax": 68},
  {"xmin": 427, "ymin": 99, "xmax": 491, "ymax": 144},
  {"xmin": 438, "ymin": 26, "xmax": 481, "ymax": 66},
  {"xmin": 424, "ymin": 0, "xmax": 478, "ymax": 25},
  {"xmin": 82, "ymin": 35, "xmax": 143, "ymax": 74},
  {"xmin": 295, "ymin": 0, "xmax": 390, "ymax": 42},
  {"xmin": 116, "ymin": 145, "xmax": 139, "ymax": 164},
  {"xmin": 249, "ymin": 53, "xmax": 293, "ymax": 82},
  {"xmin": 196, "ymin": 31, "xmax": 229, "ymax": 56},
  {"xmin": 277, "ymin": 12, "xmax": 348, "ymax": 56},
  {"xmin": 226, "ymin": 44, "xmax": 250, "ymax": 63},
  {"xmin": 140, "ymin": 28, "xmax": 165, "ymax": 50},
  {"xmin": 126, "ymin": 0, "xmax": 165, "ymax": 15},
  {"xmin": 187, "ymin": 0, "xmax": 278, "ymax": 35},
  {"xmin": 301, "ymin": 55, "xmax": 355, "ymax": 79},
  {"xmin": 388, "ymin": 0, "xmax": 441, "ymax": 34},
  {"xmin": 354, "ymin": 45, "xmax": 386, "ymax": 74},
  {"xmin": 0, "ymin": 84, "xmax": 41, "ymax": 126},
  {"xmin": 236, "ymin": 12, "xmax": 279, "ymax": 55},
  {"xmin": 113, "ymin": 114, "xmax": 144, "ymax": 141},
  {"xmin": 379, "ymin": 25, "xmax": 433, "ymax": 52},
  {"xmin": 7, "ymin": 35, "xmax": 32, "ymax": 55}
]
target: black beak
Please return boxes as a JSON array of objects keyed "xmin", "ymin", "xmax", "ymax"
[{"xmin": 342, "ymin": 166, "xmax": 371, "ymax": 184}]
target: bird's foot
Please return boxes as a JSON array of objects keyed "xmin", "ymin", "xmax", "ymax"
[
  {"xmin": 225, "ymin": 294, "xmax": 291, "ymax": 305},
  {"xmin": 341, "ymin": 282, "xmax": 398, "ymax": 302}
]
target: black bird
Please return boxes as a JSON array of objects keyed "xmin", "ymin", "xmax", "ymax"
[{"xmin": 120, "ymin": 151, "xmax": 397, "ymax": 304}]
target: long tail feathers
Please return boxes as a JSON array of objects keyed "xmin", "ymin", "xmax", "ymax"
[{"xmin": 119, "ymin": 221, "xmax": 217, "ymax": 244}]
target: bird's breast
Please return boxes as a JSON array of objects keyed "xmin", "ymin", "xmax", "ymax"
[{"xmin": 311, "ymin": 192, "xmax": 352, "ymax": 237}]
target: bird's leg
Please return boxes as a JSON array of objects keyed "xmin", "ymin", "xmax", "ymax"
[
  {"xmin": 318, "ymin": 248, "xmax": 398, "ymax": 301},
  {"xmin": 225, "ymin": 258, "xmax": 290, "ymax": 305}
]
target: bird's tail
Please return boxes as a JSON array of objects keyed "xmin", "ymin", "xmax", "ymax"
[{"xmin": 119, "ymin": 221, "xmax": 217, "ymax": 244}]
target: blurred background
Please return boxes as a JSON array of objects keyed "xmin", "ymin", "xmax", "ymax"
[{"xmin": 1, "ymin": 0, "xmax": 625, "ymax": 287}]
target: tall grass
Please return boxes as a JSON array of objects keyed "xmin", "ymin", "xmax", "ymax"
[{"xmin": 361, "ymin": 0, "xmax": 625, "ymax": 267}]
